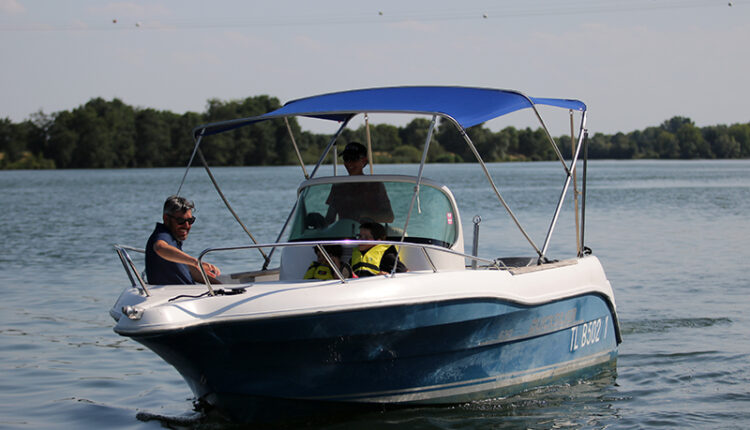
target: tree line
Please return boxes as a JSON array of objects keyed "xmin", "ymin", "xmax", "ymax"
[{"xmin": 1, "ymin": 96, "xmax": 749, "ymax": 169}]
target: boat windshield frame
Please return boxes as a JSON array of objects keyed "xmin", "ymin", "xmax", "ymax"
[{"xmin": 286, "ymin": 174, "xmax": 460, "ymax": 249}]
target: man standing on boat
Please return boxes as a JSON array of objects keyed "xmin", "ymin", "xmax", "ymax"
[
  {"xmin": 145, "ymin": 195, "xmax": 221, "ymax": 285},
  {"xmin": 325, "ymin": 142, "xmax": 394, "ymax": 224}
]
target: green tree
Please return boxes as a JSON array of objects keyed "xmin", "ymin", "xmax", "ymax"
[
  {"xmin": 661, "ymin": 116, "xmax": 693, "ymax": 134},
  {"xmin": 134, "ymin": 109, "xmax": 172, "ymax": 167},
  {"xmin": 702, "ymin": 125, "xmax": 740, "ymax": 159},
  {"xmin": 610, "ymin": 132, "xmax": 635, "ymax": 159},
  {"xmin": 398, "ymin": 117, "xmax": 457, "ymax": 162},
  {"xmin": 61, "ymin": 98, "xmax": 136, "ymax": 168},
  {"xmin": 369, "ymin": 124, "xmax": 402, "ymax": 154},
  {"xmin": 713, "ymin": 134, "xmax": 741, "ymax": 158},
  {"xmin": 499, "ymin": 127, "xmax": 521, "ymax": 159},
  {"xmin": 676, "ymin": 121, "xmax": 711, "ymax": 159},
  {"xmin": 202, "ymin": 96, "xmax": 285, "ymax": 166},
  {"xmin": 391, "ymin": 145, "xmax": 422, "ymax": 163},
  {"xmin": 399, "ymin": 118, "xmax": 432, "ymax": 148},
  {"xmin": 654, "ymin": 130, "xmax": 680, "ymax": 159},
  {"xmin": 6, "ymin": 96, "xmax": 750, "ymax": 170},
  {"xmin": 469, "ymin": 126, "xmax": 502, "ymax": 161},
  {"xmin": 297, "ymin": 130, "xmax": 330, "ymax": 165},
  {"xmin": 629, "ymin": 127, "xmax": 660, "ymax": 158},
  {"xmin": 517, "ymin": 127, "xmax": 553, "ymax": 161},
  {"xmin": 169, "ymin": 112, "xmax": 203, "ymax": 167},
  {"xmin": 728, "ymin": 123, "xmax": 750, "ymax": 157},
  {"xmin": 436, "ymin": 117, "xmax": 468, "ymax": 161},
  {"xmin": 586, "ymin": 132, "xmax": 611, "ymax": 159},
  {"xmin": 0, "ymin": 118, "xmax": 24, "ymax": 165},
  {"xmin": 46, "ymin": 111, "xmax": 79, "ymax": 168}
]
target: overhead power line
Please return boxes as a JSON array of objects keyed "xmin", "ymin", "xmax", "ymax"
[{"xmin": 0, "ymin": 0, "xmax": 740, "ymax": 32}]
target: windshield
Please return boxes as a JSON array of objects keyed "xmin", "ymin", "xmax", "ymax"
[{"xmin": 287, "ymin": 178, "xmax": 458, "ymax": 248}]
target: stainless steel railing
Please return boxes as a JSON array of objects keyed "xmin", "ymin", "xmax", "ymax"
[
  {"xmin": 196, "ymin": 240, "xmax": 502, "ymax": 296},
  {"xmin": 113, "ymin": 244, "xmax": 149, "ymax": 296},
  {"xmin": 114, "ymin": 240, "xmax": 507, "ymax": 298}
]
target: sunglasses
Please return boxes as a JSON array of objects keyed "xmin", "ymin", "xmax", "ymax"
[
  {"xmin": 169, "ymin": 214, "xmax": 196, "ymax": 225},
  {"xmin": 343, "ymin": 154, "xmax": 363, "ymax": 163}
]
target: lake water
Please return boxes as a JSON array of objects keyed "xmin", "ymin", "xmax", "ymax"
[{"xmin": 1, "ymin": 160, "xmax": 749, "ymax": 429}]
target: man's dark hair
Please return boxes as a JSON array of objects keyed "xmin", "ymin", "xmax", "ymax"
[{"xmin": 341, "ymin": 141, "xmax": 368, "ymax": 162}]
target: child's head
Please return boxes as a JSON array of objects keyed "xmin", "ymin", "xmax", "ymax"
[
  {"xmin": 315, "ymin": 245, "xmax": 342, "ymax": 265},
  {"xmin": 358, "ymin": 222, "xmax": 386, "ymax": 252}
]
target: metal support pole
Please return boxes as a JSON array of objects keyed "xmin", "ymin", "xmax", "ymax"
[
  {"xmin": 540, "ymin": 111, "xmax": 588, "ymax": 259},
  {"xmin": 471, "ymin": 215, "xmax": 481, "ymax": 270},
  {"xmin": 197, "ymin": 149, "xmax": 270, "ymax": 264},
  {"xmin": 177, "ymin": 132, "xmax": 204, "ymax": 195},
  {"xmin": 264, "ymin": 117, "xmax": 352, "ymax": 270},
  {"xmin": 365, "ymin": 113, "xmax": 374, "ymax": 174},
  {"xmin": 315, "ymin": 244, "xmax": 347, "ymax": 282},
  {"xmin": 571, "ymin": 110, "xmax": 581, "ymax": 256},
  {"xmin": 310, "ymin": 118, "xmax": 351, "ymax": 179},
  {"xmin": 284, "ymin": 117, "xmax": 309, "ymax": 179},
  {"xmin": 392, "ymin": 115, "xmax": 437, "ymax": 276},
  {"xmin": 580, "ymin": 130, "xmax": 589, "ymax": 257},
  {"xmin": 456, "ymin": 118, "xmax": 543, "ymax": 257},
  {"xmin": 529, "ymin": 105, "xmax": 570, "ymax": 175}
]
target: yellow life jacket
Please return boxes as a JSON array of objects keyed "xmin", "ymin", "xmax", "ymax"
[
  {"xmin": 303, "ymin": 262, "xmax": 334, "ymax": 280},
  {"xmin": 351, "ymin": 244, "xmax": 393, "ymax": 276}
]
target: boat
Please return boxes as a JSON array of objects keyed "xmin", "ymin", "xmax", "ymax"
[{"xmin": 110, "ymin": 86, "xmax": 621, "ymax": 422}]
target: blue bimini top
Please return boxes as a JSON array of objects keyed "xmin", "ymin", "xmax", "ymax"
[{"xmin": 193, "ymin": 86, "xmax": 586, "ymax": 138}]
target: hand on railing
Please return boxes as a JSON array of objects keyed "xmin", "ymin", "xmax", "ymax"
[{"xmin": 201, "ymin": 261, "xmax": 221, "ymax": 278}]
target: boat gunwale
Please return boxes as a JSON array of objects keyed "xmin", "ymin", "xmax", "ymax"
[{"xmin": 115, "ymin": 287, "xmax": 618, "ymax": 341}]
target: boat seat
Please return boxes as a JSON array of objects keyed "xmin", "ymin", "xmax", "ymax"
[
  {"xmin": 399, "ymin": 245, "xmax": 465, "ymax": 272},
  {"xmin": 280, "ymin": 246, "xmax": 317, "ymax": 280}
]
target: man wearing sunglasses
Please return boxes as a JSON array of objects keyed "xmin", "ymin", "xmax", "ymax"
[{"xmin": 145, "ymin": 195, "xmax": 221, "ymax": 285}]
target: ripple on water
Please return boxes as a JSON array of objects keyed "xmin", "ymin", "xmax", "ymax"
[{"xmin": 620, "ymin": 317, "xmax": 732, "ymax": 335}]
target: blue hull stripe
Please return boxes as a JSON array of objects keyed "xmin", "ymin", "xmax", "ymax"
[{"xmin": 302, "ymin": 350, "xmax": 616, "ymax": 403}]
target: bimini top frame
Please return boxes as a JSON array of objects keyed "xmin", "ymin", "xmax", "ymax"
[{"xmin": 185, "ymin": 86, "xmax": 588, "ymax": 264}]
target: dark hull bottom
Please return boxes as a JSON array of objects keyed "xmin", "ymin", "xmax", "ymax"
[
  {"xmin": 133, "ymin": 295, "xmax": 620, "ymax": 423},
  {"xmin": 198, "ymin": 357, "xmax": 618, "ymax": 424}
]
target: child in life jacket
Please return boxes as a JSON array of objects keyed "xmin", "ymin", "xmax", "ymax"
[
  {"xmin": 351, "ymin": 222, "xmax": 408, "ymax": 277},
  {"xmin": 304, "ymin": 245, "xmax": 355, "ymax": 280}
]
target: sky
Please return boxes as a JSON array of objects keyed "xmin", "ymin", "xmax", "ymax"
[{"xmin": 1, "ymin": 0, "xmax": 748, "ymax": 135}]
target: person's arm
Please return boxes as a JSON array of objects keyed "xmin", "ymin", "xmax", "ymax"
[
  {"xmin": 325, "ymin": 205, "xmax": 338, "ymax": 224},
  {"xmin": 325, "ymin": 185, "xmax": 340, "ymax": 224},
  {"xmin": 379, "ymin": 248, "xmax": 407, "ymax": 274},
  {"xmin": 152, "ymin": 240, "xmax": 221, "ymax": 283},
  {"xmin": 186, "ymin": 264, "xmax": 222, "ymax": 284}
]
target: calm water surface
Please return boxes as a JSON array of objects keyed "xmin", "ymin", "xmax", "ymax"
[{"xmin": 1, "ymin": 160, "xmax": 749, "ymax": 429}]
